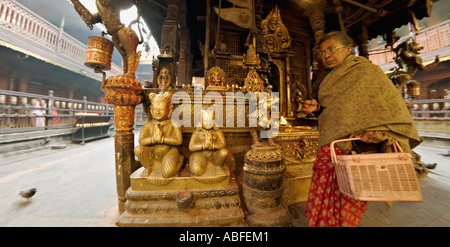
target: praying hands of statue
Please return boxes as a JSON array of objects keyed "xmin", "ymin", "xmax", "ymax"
[
  {"xmin": 154, "ymin": 124, "xmax": 163, "ymax": 143},
  {"xmin": 356, "ymin": 131, "xmax": 386, "ymax": 144},
  {"xmin": 205, "ymin": 133, "xmax": 214, "ymax": 149},
  {"xmin": 140, "ymin": 136, "xmax": 161, "ymax": 145},
  {"xmin": 139, "ymin": 124, "xmax": 163, "ymax": 145},
  {"xmin": 303, "ymin": 99, "xmax": 320, "ymax": 114}
]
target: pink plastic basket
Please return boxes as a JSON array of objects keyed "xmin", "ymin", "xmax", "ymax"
[{"xmin": 331, "ymin": 137, "xmax": 422, "ymax": 202}]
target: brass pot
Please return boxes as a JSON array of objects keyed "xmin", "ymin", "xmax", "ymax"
[{"xmin": 84, "ymin": 36, "xmax": 114, "ymax": 71}]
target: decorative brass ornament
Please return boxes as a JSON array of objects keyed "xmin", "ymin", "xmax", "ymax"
[
  {"xmin": 243, "ymin": 44, "xmax": 260, "ymax": 69},
  {"xmin": 70, "ymin": 0, "xmax": 142, "ymax": 79},
  {"xmin": 206, "ymin": 66, "xmax": 227, "ymax": 90},
  {"xmin": 244, "ymin": 70, "xmax": 264, "ymax": 92},
  {"xmin": 406, "ymin": 80, "xmax": 420, "ymax": 96},
  {"xmin": 275, "ymin": 127, "xmax": 318, "ymax": 164},
  {"xmin": 261, "ymin": 6, "xmax": 291, "ymax": 53},
  {"xmin": 274, "ymin": 126, "xmax": 319, "ymax": 204},
  {"xmin": 391, "ymin": 39, "xmax": 439, "ymax": 92},
  {"xmin": 84, "ymin": 35, "xmax": 114, "ymax": 72}
]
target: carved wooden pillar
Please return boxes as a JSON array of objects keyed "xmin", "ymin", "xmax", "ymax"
[
  {"xmin": 101, "ymin": 76, "xmax": 143, "ymax": 213},
  {"xmin": 254, "ymin": 0, "xmax": 269, "ymax": 74},
  {"xmin": 356, "ymin": 21, "xmax": 370, "ymax": 58},
  {"xmin": 177, "ymin": 0, "xmax": 188, "ymax": 85},
  {"xmin": 304, "ymin": 6, "xmax": 325, "ymax": 62},
  {"xmin": 178, "ymin": 27, "xmax": 189, "ymax": 85},
  {"xmin": 302, "ymin": 2, "xmax": 326, "ymax": 82}
]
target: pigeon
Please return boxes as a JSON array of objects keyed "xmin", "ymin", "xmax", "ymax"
[
  {"xmin": 440, "ymin": 151, "xmax": 450, "ymax": 157},
  {"xmin": 19, "ymin": 188, "xmax": 37, "ymax": 202},
  {"xmin": 425, "ymin": 163, "xmax": 437, "ymax": 169}
]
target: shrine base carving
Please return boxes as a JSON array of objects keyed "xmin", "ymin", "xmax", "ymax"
[{"xmin": 116, "ymin": 167, "xmax": 245, "ymax": 227}]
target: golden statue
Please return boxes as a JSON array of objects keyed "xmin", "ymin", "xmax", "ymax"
[
  {"xmin": 391, "ymin": 39, "xmax": 439, "ymax": 93},
  {"xmin": 206, "ymin": 67, "xmax": 227, "ymax": 90},
  {"xmin": 261, "ymin": 6, "xmax": 291, "ymax": 53},
  {"xmin": 244, "ymin": 70, "xmax": 264, "ymax": 92},
  {"xmin": 156, "ymin": 67, "xmax": 173, "ymax": 89},
  {"xmin": 134, "ymin": 92, "xmax": 184, "ymax": 181},
  {"xmin": 243, "ymin": 44, "xmax": 260, "ymax": 69},
  {"xmin": 70, "ymin": 0, "xmax": 142, "ymax": 78},
  {"xmin": 293, "ymin": 88, "xmax": 306, "ymax": 118},
  {"xmin": 188, "ymin": 109, "xmax": 229, "ymax": 183}
]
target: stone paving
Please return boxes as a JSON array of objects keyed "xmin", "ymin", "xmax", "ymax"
[{"xmin": 0, "ymin": 135, "xmax": 449, "ymax": 227}]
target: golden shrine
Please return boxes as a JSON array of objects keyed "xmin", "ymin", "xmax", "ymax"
[{"xmin": 69, "ymin": 0, "xmax": 438, "ymax": 227}]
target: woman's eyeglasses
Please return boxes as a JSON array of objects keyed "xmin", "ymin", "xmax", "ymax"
[{"xmin": 318, "ymin": 45, "xmax": 346, "ymax": 58}]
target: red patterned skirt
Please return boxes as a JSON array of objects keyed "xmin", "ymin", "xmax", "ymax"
[{"xmin": 305, "ymin": 144, "xmax": 367, "ymax": 227}]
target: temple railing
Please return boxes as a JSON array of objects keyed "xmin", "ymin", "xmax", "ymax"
[
  {"xmin": 0, "ymin": 89, "xmax": 114, "ymax": 133},
  {"xmin": 0, "ymin": 89, "xmax": 147, "ymax": 134},
  {"xmin": 411, "ymin": 98, "xmax": 450, "ymax": 139},
  {"xmin": 0, "ymin": 0, "xmax": 84, "ymax": 62},
  {"xmin": 0, "ymin": 0, "xmax": 121, "ymax": 77}
]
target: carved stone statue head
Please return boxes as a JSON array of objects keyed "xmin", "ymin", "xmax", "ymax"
[
  {"xmin": 149, "ymin": 92, "xmax": 173, "ymax": 121},
  {"xmin": 201, "ymin": 109, "xmax": 216, "ymax": 130}
]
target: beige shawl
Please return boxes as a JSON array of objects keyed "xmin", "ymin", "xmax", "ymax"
[{"xmin": 317, "ymin": 55, "xmax": 421, "ymax": 150}]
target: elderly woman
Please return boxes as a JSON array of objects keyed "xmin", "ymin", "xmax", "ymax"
[{"xmin": 303, "ymin": 31, "xmax": 421, "ymax": 227}]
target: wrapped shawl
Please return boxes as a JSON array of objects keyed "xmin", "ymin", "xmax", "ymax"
[{"xmin": 317, "ymin": 55, "xmax": 421, "ymax": 150}]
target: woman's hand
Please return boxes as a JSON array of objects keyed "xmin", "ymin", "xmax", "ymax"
[
  {"xmin": 303, "ymin": 99, "xmax": 320, "ymax": 114},
  {"xmin": 356, "ymin": 131, "xmax": 385, "ymax": 144}
]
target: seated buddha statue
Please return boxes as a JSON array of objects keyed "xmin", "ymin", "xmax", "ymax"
[
  {"xmin": 134, "ymin": 92, "xmax": 183, "ymax": 179},
  {"xmin": 188, "ymin": 109, "xmax": 229, "ymax": 182}
]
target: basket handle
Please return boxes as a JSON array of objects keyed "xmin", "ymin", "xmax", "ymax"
[
  {"xmin": 392, "ymin": 142, "xmax": 403, "ymax": 153},
  {"xmin": 330, "ymin": 137, "xmax": 404, "ymax": 164},
  {"xmin": 330, "ymin": 137, "xmax": 360, "ymax": 164}
]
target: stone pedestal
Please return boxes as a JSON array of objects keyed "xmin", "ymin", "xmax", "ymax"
[{"xmin": 116, "ymin": 167, "xmax": 245, "ymax": 227}]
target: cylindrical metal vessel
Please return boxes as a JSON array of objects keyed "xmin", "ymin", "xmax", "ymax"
[
  {"xmin": 84, "ymin": 36, "xmax": 114, "ymax": 71},
  {"xmin": 242, "ymin": 143, "xmax": 286, "ymax": 221},
  {"xmin": 406, "ymin": 80, "xmax": 420, "ymax": 96}
]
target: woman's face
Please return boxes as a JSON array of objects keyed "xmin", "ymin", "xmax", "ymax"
[{"xmin": 319, "ymin": 37, "xmax": 352, "ymax": 69}]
